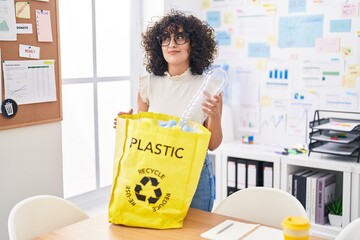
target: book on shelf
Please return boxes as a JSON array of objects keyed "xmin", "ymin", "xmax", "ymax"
[
  {"xmin": 291, "ymin": 169, "xmax": 311, "ymax": 196},
  {"xmin": 305, "ymin": 171, "xmax": 319, "ymax": 219},
  {"xmin": 316, "ymin": 173, "xmax": 336, "ymax": 225},
  {"xmin": 288, "ymin": 169, "xmax": 306, "ymax": 194},
  {"xmin": 294, "ymin": 170, "xmax": 317, "ymax": 209},
  {"xmin": 308, "ymin": 172, "xmax": 327, "ymax": 222}
]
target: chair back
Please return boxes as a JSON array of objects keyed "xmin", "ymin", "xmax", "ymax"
[
  {"xmin": 8, "ymin": 195, "xmax": 89, "ymax": 240},
  {"xmin": 213, "ymin": 187, "xmax": 307, "ymax": 228},
  {"xmin": 335, "ymin": 218, "xmax": 360, "ymax": 240}
]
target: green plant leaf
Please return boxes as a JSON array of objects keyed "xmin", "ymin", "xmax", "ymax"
[{"xmin": 326, "ymin": 198, "xmax": 342, "ymax": 216}]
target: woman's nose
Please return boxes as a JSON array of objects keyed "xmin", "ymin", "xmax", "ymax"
[{"xmin": 168, "ymin": 37, "xmax": 177, "ymax": 47}]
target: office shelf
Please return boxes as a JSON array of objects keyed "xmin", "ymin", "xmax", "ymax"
[
  {"xmin": 280, "ymin": 154, "xmax": 352, "ymax": 239},
  {"xmin": 213, "ymin": 141, "xmax": 360, "ymax": 239},
  {"xmin": 308, "ymin": 110, "xmax": 360, "ymax": 162}
]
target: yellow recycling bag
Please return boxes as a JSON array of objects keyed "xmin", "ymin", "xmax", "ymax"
[{"xmin": 109, "ymin": 112, "xmax": 211, "ymax": 229}]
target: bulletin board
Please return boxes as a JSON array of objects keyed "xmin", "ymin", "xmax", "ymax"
[{"xmin": 0, "ymin": 0, "xmax": 62, "ymax": 130}]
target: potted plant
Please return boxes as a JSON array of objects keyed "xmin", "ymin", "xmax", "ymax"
[{"xmin": 327, "ymin": 198, "xmax": 342, "ymax": 227}]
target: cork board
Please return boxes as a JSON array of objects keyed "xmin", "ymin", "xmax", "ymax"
[{"xmin": 0, "ymin": 0, "xmax": 62, "ymax": 130}]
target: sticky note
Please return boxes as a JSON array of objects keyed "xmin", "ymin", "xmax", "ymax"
[{"xmin": 16, "ymin": 2, "xmax": 30, "ymax": 19}]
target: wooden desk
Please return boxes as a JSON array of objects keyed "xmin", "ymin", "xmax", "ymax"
[{"xmin": 33, "ymin": 208, "xmax": 325, "ymax": 240}]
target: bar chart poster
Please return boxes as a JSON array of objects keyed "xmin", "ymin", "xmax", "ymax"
[{"xmin": 265, "ymin": 60, "xmax": 292, "ymax": 89}]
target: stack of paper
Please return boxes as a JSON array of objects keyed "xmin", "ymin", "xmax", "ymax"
[{"xmin": 201, "ymin": 220, "xmax": 283, "ymax": 240}]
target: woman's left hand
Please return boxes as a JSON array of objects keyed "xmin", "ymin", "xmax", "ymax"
[{"xmin": 202, "ymin": 91, "xmax": 222, "ymax": 120}]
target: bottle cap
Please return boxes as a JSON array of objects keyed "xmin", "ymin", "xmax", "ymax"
[{"xmin": 282, "ymin": 216, "xmax": 310, "ymax": 231}]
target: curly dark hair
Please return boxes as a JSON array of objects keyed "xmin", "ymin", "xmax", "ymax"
[{"xmin": 141, "ymin": 10, "xmax": 218, "ymax": 76}]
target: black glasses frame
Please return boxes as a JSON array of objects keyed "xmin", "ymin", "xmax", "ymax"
[{"xmin": 156, "ymin": 32, "xmax": 189, "ymax": 47}]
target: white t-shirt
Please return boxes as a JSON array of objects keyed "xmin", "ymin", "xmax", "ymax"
[{"xmin": 139, "ymin": 68, "xmax": 204, "ymax": 120}]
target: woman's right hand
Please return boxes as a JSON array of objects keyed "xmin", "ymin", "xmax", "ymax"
[{"xmin": 113, "ymin": 109, "xmax": 133, "ymax": 128}]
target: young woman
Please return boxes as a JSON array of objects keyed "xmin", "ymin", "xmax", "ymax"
[{"xmin": 117, "ymin": 10, "xmax": 222, "ymax": 212}]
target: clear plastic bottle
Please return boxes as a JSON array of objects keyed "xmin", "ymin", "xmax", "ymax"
[{"xmin": 180, "ymin": 67, "xmax": 228, "ymax": 130}]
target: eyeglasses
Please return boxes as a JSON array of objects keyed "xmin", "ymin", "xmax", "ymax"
[{"xmin": 157, "ymin": 32, "xmax": 189, "ymax": 47}]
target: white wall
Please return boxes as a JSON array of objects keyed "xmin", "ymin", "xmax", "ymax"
[
  {"xmin": 0, "ymin": 122, "xmax": 63, "ymax": 240},
  {"xmin": 164, "ymin": 0, "xmax": 201, "ymax": 14}
]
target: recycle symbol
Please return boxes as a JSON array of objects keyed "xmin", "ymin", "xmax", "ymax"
[{"xmin": 135, "ymin": 176, "xmax": 162, "ymax": 204}]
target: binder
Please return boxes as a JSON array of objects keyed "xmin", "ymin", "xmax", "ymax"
[
  {"xmin": 227, "ymin": 158, "xmax": 237, "ymax": 195},
  {"xmin": 227, "ymin": 159, "xmax": 236, "ymax": 188},
  {"xmin": 263, "ymin": 162, "xmax": 273, "ymax": 188},
  {"xmin": 247, "ymin": 161, "xmax": 258, "ymax": 188},
  {"xmin": 237, "ymin": 159, "xmax": 247, "ymax": 189}
]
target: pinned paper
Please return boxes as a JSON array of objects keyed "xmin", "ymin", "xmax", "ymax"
[
  {"xmin": 267, "ymin": 34, "xmax": 277, "ymax": 46},
  {"xmin": 256, "ymin": 59, "xmax": 268, "ymax": 71},
  {"xmin": 288, "ymin": 0, "xmax": 306, "ymax": 13},
  {"xmin": 36, "ymin": 9, "xmax": 53, "ymax": 42},
  {"xmin": 342, "ymin": 75, "xmax": 356, "ymax": 88},
  {"xmin": 341, "ymin": 47, "xmax": 352, "ymax": 57},
  {"xmin": 201, "ymin": 0, "xmax": 211, "ymax": 9},
  {"xmin": 16, "ymin": 2, "xmax": 30, "ymax": 19},
  {"xmin": 263, "ymin": 4, "xmax": 277, "ymax": 15},
  {"xmin": 0, "ymin": 0, "xmax": 17, "ymax": 41},
  {"xmin": 260, "ymin": 96, "xmax": 272, "ymax": 107},
  {"xmin": 347, "ymin": 64, "xmax": 360, "ymax": 77},
  {"xmin": 248, "ymin": 42, "xmax": 270, "ymax": 58},
  {"xmin": 19, "ymin": 44, "xmax": 40, "ymax": 59},
  {"xmin": 315, "ymin": 38, "xmax": 340, "ymax": 52},
  {"xmin": 207, "ymin": 11, "xmax": 221, "ymax": 28},
  {"xmin": 234, "ymin": 37, "xmax": 245, "ymax": 49},
  {"xmin": 216, "ymin": 31, "xmax": 231, "ymax": 46},
  {"xmin": 16, "ymin": 23, "xmax": 33, "ymax": 34},
  {"xmin": 341, "ymin": 3, "xmax": 359, "ymax": 18},
  {"xmin": 223, "ymin": 12, "xmax": 234, "ymax": 24},
  {"xmin": 249, "ymin": 0, "xmax": 260, "ymax": 6},
  {"xmin": 330, "ymin": 19, "xmax": 352, "ymax": 33}
]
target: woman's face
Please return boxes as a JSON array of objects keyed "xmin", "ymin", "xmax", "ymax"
[{"xmin": 159, "ymin": 28, "xmax": 190, "ymax": 68}]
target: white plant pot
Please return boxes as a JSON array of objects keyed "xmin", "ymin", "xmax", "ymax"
[{"xmin": 328, "ymin": 214, "xmax": 342, "ymax": 227}]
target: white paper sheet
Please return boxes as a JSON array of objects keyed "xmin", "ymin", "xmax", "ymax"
[
  {"xmin": 201, "ymin": 220, "xmax": 260, "ymax": 240},
  {"xmin": 3, "ymin": 60, "xmax": 57, "ymax": 105},
  {"xmin": 244, "ymin": 226, "xmax": 283, "ymax": 240},
  {"xmin": 19, "ymin": 44, "xmax": 40, "ymax": 59},
  {"xmin": 201, "ymin": 220, "xmax": 285, "ymax": 240},
  {"xmin": 16, "ymin": 23, "xmax": 33, "ymax": 34},
  {"xmin": 36, "ymin": 9, "xmax": 53, "ymax": 42},
  {"xmin": 0, "ymin": 0, "xmax": 17, "ymax": 41}
]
